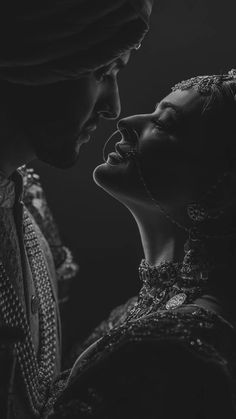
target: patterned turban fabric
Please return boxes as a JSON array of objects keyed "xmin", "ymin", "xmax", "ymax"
[{"xmin": 0, "ymin": 0, "xmax": 153, "ymax": 85}]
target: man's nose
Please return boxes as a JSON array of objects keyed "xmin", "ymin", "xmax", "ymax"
[{"xmin": 99, "ymin": 82, "xmax": 121, "ymax": 120}]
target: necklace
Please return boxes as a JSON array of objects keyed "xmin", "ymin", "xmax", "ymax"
[
  {"xmin": 0, "ymin": 206, "xmax": 57, "ymax": 417},
  {"xmin": 126, "ymin": 258, "xmax": 211, "ymax": 321}
]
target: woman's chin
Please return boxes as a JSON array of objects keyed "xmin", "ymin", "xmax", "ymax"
[
  {"xmin": 93, "ymin": 162, "xmax": 115, "ymax": 189},
  {"xmin": 93, "ymin": 161, "xmax": 151, "ymax": 208},
  {"xmin": 93, "ymin": 160, "xmax": 129, "ymax": 195}
]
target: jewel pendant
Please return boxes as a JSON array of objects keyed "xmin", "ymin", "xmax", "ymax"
[{"xmin": 165, "ymin": 292, "xmax": 187, "ymax": 310}]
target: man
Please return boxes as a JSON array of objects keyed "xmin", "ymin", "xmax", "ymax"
[{"xmin": 0, "ymin": 1, "xmax": 153, "ymax": 418}]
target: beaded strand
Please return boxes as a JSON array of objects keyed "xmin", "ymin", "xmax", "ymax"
[{"xmin": 0, "ymin": 207, "xmax": 57, "ymax": 416}]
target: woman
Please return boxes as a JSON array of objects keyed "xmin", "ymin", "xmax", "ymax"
[{"xmin": 49, "ymin": 70, "xmax": 236, "ymax": 418}]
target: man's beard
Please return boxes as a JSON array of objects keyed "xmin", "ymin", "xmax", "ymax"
[
  {"xmin": 36, "ymin": 146, "xmax": 78, "ymax": 169},
  {"xmin": 30, "ymin": 132, "xmax": 80, "ymax": 169}
]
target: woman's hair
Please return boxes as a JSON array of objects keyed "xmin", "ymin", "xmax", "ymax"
[
  {"xmin": 199, "ymin": 80, "xmax": 236, "ymax": 165},
  {"xmin": 198, "ymin": 80, "xmax": 236, "ymax": 236},
  {"xmin": 202, "ymin": 80, "xmax": 236, "ymax": 128}
]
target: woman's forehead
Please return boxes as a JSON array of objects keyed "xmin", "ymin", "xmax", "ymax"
[{"xmin": 159, "ymin": 89, "xmax": 205, "ymax": 117}]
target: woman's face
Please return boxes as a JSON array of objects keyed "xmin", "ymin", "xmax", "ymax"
[{"xmin": 94, "ymin": 88, "xmax": 229, "ymax": 210}]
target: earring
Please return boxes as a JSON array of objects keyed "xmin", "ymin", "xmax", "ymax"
[
  {"xmin": 181, "ymin": 203, "xmax": 213, "ymax": 285},
  {"xmin": 181, "ymin": 227, "xmax": 211, "ymax": 285},
  {"xmin": 187, "ymin": 203, "xmax": 208, "ymax": 223}
]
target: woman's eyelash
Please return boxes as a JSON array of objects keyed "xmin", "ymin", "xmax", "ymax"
[
  {"xmin": 151, "ymin": 119, "xmax": 177, "ymax": 133},
  {"xmin": 151, "ymin": 119, "xmax": 166, "ymax": 130}
]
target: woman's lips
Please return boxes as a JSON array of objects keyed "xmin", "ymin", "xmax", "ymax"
[
  {"xmin": 107, "ymin": 152, "xmax": 125, "ymax": 165},
  {"xmin": 105, "ymin": 141, "xmax": 138, "ymax": 165},
  {"xmin": 115, "ymin": 142, "xmax": 135, "ymax": 157}
]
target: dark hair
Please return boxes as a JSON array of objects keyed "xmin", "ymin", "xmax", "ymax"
[{"xmin": 200, "ymin": 81, "xmax": 236, "ymax": 162}]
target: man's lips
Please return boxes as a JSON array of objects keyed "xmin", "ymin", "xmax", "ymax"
[
  {"xmin": 83, "ymin": 116, "xmax": 100, "ymax": 133},
  {"xmin": 77, "ymin": 121, "xmax": 98, "ymax": 144},
  {"xmin": 84, "ymin": 123, "xmax": 97, "ymax": 133}
]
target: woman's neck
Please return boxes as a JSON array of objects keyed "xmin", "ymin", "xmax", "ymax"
[
  {"xmin": 131, "ymin": 204, "xmax": 234, "ymax": 266},
  {"xmin": 131, "ymin": 205, "xmax": 236, "ymax": 321},
  {"xmin": 131, "ymin": 207, "xmax": 187, "ymax": 266}
]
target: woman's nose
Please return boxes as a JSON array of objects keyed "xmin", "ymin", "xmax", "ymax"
[
  {"xmin": 117, "ymin": 116, "xmax": 142, "ymax": 136},
  {"xmin": 117, "ymin": 116, "xmax": 143, "ymax": 144}
]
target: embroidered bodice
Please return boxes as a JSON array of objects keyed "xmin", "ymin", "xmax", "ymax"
[{"xmin": 46, "ymin": 264, "xmax": 236, "ymax": 419}]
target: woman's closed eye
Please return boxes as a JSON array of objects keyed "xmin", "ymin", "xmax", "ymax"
[
  {"xmin": 151, "ymin": 117, "xmax": 179, "ymax": 135},
  {"xmin": 151, "ymin": 118, "xmax": 168, "ymax": 132}
]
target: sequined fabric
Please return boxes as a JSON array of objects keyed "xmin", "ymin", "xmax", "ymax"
[
  {"xmin": 0, "ymin": 167, "xmax": 78, "ymax": 419},
  {"xmin": 21, "ymin": 167, "xmax": 79, "ymax": 305},
  {"xmin": 0, "ymin": 172, "xmax": 15, "ymax": 208},
  {"xmin": 47, "ymin": 295, "xmax": 236, "ymax": 418}
]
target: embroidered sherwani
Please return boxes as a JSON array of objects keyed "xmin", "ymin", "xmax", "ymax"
[{"xmin": 0, "ymin": 167, "xmax": 78, "ymax": 419}]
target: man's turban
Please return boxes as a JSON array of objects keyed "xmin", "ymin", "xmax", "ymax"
[{"xmin": 0, "ymin": 0, "xmax": 153, "ymax": 85}]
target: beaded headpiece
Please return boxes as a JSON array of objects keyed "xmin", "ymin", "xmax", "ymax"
[{"xmin": 172, "ymin": 69, "xmax": 236, "ymax": 95}]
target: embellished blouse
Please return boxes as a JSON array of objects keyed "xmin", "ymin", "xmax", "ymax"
[{"xmin": 47, "ymin": 288, "xmax": 236, "ymax": 418}]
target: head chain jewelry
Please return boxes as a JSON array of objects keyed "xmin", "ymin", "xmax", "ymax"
[
  {"xmin": 103, "ymin": 126, "xmax": 189, "ymax": 233},
  {"xmin": 132, "ymin": 153, "xmax": 236, "ymax": 239},
  {"xmin": 172, "ymin": 69, "xmax": 236, "ymax": 224},
  {"xmin": 102, "ymin": 130, "xmax": 119, "ymax": 163},
  {"xmin": 186, "ymin": 169, "xmax": 231, "ymax": 224},
  {"xmin": 102, "ymin": 69, "xmax": 236, "ymax": 238},
  {"xmin": 119, "ymin": 130, "xmax": 235, "ymax": 240},
  {"xmin": 102, "ymin": 129, "xmax": 235, "ymax": 239},
  {"xmin": 171, "ymin": 69, "xmax": 236, "ymax": 95}
]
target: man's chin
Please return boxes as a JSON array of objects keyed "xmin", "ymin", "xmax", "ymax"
[{"xmin": 35, "ymin": 147, "xmax": 80, "ymax": 169}]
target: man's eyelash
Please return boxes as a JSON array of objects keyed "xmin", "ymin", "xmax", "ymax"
[
  {"xmin": 95, "ymin": 67, "xmax": 118, "ymax": 82},
  {"xmin": 95, "ymin": 70, "xmax": 108, "ymax": 81}
]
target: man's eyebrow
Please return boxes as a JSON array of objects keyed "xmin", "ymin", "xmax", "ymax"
[
  {"xmin": 96, "ymin": 59, "xmax": 123, "ymax": 74},
  {"xmin": 156, "ymin": 101, "xmax": 183, "ymax": 118},
  {"xmin": 115, "ymin": 57, "xmax": 127, "ymax": 69},
  {"xmin": 100, "ymin": 57, "xmax": 126, "ymax": 73}
]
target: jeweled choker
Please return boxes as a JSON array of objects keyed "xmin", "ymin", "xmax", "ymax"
[{"xmin": 126, "ymin": 258, "xmax": 210, "ymax": 321}]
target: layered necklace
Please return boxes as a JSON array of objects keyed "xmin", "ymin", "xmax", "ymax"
[
  {"xmin": 102, "ymin": 119, "xmax": 235, "ymax": 322},
  {"xmin": 126, "ymin": 154, "xmax": 233, "ymax": 321},
  {"xmin": 126, "ymin": 257, "xmax": 210, "ymax": 321}
]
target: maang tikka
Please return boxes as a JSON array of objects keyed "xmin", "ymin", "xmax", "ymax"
[
  {"xmin": 103, "ymin": 69, "xmax": 236, "ymax": 311},
  {"xmin": 171, "ymin": 69, "xmax": 236, "ymax": 95},
  {"xmin": 130, "ymin": 72, "xmax": 236, "ymax": 310}
]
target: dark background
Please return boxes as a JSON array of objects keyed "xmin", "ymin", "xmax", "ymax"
[{"xmin": 31, "ymin": 0, "xmax": 236, "ymax": 344}]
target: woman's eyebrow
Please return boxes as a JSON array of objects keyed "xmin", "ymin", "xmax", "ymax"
[{"xmin": 155, "ymin": 101, "xmax": 183, "ymax": 119}]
